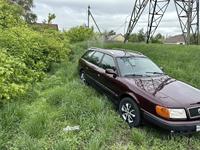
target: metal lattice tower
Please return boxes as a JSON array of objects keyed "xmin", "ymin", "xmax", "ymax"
[
  {"xmin": 147, "ymin": 0, "xmax": 170, "ymax": 43},
  {"xmin": 124, "ymin": 0, "xmax": 149, "ymax": 42},
  {"xmin": 124, "ymin": 0, "xmax": 199, "ymax": 45},
  {"xmin": 174, "ymin": 0, "xmax": 199, "ymax": 44}
]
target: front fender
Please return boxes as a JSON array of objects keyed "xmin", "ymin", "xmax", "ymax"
[{"xmin": 119, "ymin": 92, "xmax": 140, "ymax": 105}]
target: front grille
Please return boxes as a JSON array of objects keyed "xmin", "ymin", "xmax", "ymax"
[{"xmin": 188, "ymin": 106, "xmax": 200, "ymax": 119}]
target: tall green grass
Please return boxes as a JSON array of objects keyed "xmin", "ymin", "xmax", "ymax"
[
  {"xmin": 1, "ymin": 42, "xmax": 200, "ymax": 149},
  {"xmin": 102, "ymin": 43, "xmax": 200, "ymax": 88}
]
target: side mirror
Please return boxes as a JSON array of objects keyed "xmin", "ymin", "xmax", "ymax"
[{"xmin": 105, "ymin": 69, "xmax": 117, "ymax": 78}]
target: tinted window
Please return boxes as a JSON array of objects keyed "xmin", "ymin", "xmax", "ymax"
[
  {"xmin": 90, "ymin": 51, "xmax": 104, "ymax": 66},
  {"xmin": 101, "ymin": 54, "xmax": 116, "ymax": 70},
  {"xmin": 82, "ymin": 50, "xmax": 95, "ymax": 60}
]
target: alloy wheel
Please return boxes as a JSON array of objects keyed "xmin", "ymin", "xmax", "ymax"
[
  {"xmin": 119, "ymin": 97, "xmax": 141, "ymax": 127},
  {"xmin": 80, "ymin": 71, "xmax": 86, "ymax": 84},
  {"xmin": 121, "ymin": 102, "xmax": 136, "ymax": 124}
]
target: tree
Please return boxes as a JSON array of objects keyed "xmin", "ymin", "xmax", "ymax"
[
  {"xmin": 42, "ymin": 13, "xmax": 56, "ymax": 24},
  {"xmin": 151, "ymin": 33, "xmax": 164, "ymax": 43},
  {"xmin": 128, "ymin": 29, "xmax": 145, "ymax": 43},
  {"xmin": 65, "ymin": 26, "xmax": 94, "ymax": 43},
  {"xmin": 24, "ymin": 12, "xmax": 37, "ymax": 23},
  {"xmin": 129, "ymin": 33, "xmax": 139, "ymax": 42},
  {"xmin": 0, "ymin": 0, "xmax": 23, "ymax": 29},
  {"xmin": 47, "ymin": 13, "xmax": 56, "ymax": 24},
  {"xmin": 108, "ymin": 30, "xmax": 116, "ymax": 36},
  {"xmin": 9, "ymin": 0, "xmax": 37, "ymax": 23},
  {"xmin": 103, "ymin": 30, "xmax": 116, "ymax": 40},
  {"xmin": 138, "ymin": 29, "xmax": 145, "ymax": 42}
]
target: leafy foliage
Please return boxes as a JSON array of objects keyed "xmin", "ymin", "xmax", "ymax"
[
  {"xmin": 128, "ymin": 29, "xmax": 164, "ymax": 43},
  {"xmin": 0, "ymin": 27, "xmax": 71, "ymax": 73},
  {"xmin": 0, "ymin": 0, "xmax": 24, "ymax": 29},
  {"xmin": 151, "ymin": 33, "xmax": 164, "ymax": 43},
  {"xmin": 0, "ymin": 0, "xmax": 71, "ymax": 102},
  {"xmin": 0, "ymin": 50, "xmax": 32, "ymax": 101},
  {"xmin": 9, "ymin": 0, "xmax": 37, "ymax": 23},
  {"xmin": 48, "ymin": 13, "xmax": 56, "ymax": 24},
  {"xmin": 65, "ymin": 26, "xmax": 94, "ymax": 43},
  {"xmin": 103, "ymin": 30, "xmax": 116, "ymax": 40},
  {"xmin": 129, "ymin": 29, "xmax": 146, "ymax": 43}
]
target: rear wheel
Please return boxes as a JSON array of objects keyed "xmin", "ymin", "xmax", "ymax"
[
  {"xmin": 119, "ymin": 97, "xmax": 141, "ymax": 127},
  {"xmin": 80, "ymin": 70, "xmax": 87, "ymax": 85}
]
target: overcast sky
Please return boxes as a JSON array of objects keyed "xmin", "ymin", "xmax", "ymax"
[{"xmin": 33, "ymin": 0, "xmax": 182, "ymax": 36}]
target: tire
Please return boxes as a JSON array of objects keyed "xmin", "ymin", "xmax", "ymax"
[
  {"xmin": 119, "ymin": 97, "xmax": 141, "ymax": 127},
  {"xmin": 80, "ymin": 70, "xmax": 87, "ymax": 85}
]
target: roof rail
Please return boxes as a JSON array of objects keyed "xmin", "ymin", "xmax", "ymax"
[
  {"xmin": 88, "ymin": 47, "xmax": 100, "ymax": 50},
  {"xmin": 112, "ymin": 48, "xmax": 143, "ymax": 55},
  {"xmin": 130, "ymin": 50, "xmax": 143, "ymax": 55}
]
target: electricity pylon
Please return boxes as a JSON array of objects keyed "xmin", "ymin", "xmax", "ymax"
[
  {"xmin": 124, "ymin": 0, "xmax": 149, "ymax": 43},
  {"xmin": 124, "ymin": 0, "xmax": 199, "ymax": 45}
]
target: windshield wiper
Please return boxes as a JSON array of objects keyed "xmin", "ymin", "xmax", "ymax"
[
  {"xmin": 146, "ymin": 72, "xmax": 165, "ymax": 75},
  {"xmin": 124, "ymin": 74, "xmax": 144, "ymax": 77}
]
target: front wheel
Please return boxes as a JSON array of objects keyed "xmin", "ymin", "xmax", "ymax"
[{"xmin": 119, "ymin": 97, "xmax": 141, "ymax": 127}]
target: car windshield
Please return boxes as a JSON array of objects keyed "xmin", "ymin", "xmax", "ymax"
[{"xmin": 117, "ymin": 56, "xmax": 164, "ymax": 77}]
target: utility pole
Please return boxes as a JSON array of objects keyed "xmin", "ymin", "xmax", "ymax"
[
  {"xmin": 88, "ymin": 5, "xmax": 90, "ymax": 28},
  {"xmin": 87, "ymin": 5, "xmax": 102, "ymax": 34}
]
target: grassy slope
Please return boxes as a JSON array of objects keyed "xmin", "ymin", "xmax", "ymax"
[{"xmin": 1, "ymin": 42, "xmax": 200, "ymax": 149}]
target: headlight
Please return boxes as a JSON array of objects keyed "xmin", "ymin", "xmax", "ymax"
[
  {"xmin": 156, "ymin": 105, "xmax": 187, "ymax": 119},
  {"xmin": 168, "ymin": 109, "xmax": 187, "ymax": 119}
]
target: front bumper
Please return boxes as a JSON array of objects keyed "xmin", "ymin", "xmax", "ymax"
[{"xmin": 143, "ymin": 110, "xmax": 200, "ymax": 133}]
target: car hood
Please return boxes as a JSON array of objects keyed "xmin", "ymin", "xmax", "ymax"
[{"xmin": 125, "ymin": 75, "xmax": 200, "ymax": 107}]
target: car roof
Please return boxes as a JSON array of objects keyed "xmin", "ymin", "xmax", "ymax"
[{"xmin": 88, "ymin": 47, "xmax": 145, "ymax": 58}]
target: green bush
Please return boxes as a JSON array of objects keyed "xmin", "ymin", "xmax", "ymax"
[
  {"xmin": 0, "ymin": 0, "xmax": 71, "ymax": 102},
  {"xmin": 0, "ymin": 50, "xmax": 34, "ymax": 101},
  {"xmin": 0, "ymin": 27, "xmax": 71, "ymax": 73},
  {"xmin": 0, "ymin": 27, "xmax": 71, "ymax": 102},
  {"xmin": 65, "ymin": 26, "xmax": 94, "ymax": 43},
  {"xmin": 0, "ymin": 0, "xmax": 24, "ymax": 29}
]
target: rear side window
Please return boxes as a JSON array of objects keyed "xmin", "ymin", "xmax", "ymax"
[
  {"xmin": 100, "ymin": 54, "xmax": 116, "ymax": 70},
  {"xmin": 82, "ymin": 50, "xmax": 95, "ymax": 61},
  {"xmin": 90, "ymin": 51, "xmax": 104, "ymax": 66}
]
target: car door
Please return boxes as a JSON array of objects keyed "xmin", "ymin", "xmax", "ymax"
[
  {"xmin": 84, "ymin": 51, "xmax": 105, "ymax": 89},
  {"xmin": 80, "ymin": 50, "xmax": 95, "ymax": 83},
  {"xmin": 98, "ymin": 54, "xmax": 124, "ymax": 100}
]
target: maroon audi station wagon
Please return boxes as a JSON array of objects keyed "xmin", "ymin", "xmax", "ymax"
[{"xmin": 78, "ymin": 47, "xmax": 200, "ymax": 133}]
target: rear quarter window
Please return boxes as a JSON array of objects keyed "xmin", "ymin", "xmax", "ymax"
[
  {"xmin": 90, "ymin": 51, "xmax": 104, "ymax": 66},
  {"xmin": 82, "ymin": 50, "xmax": 95, "ymax": 61}
]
